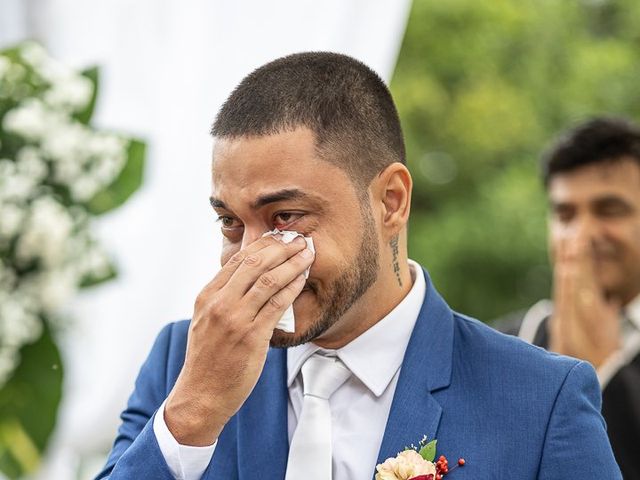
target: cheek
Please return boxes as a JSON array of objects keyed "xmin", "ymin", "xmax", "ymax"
[
  {"xmin": 548, "ymin": 223, "xmax": 565, "ymax": 255},
  {"xmin": 306, "ymin": 238, "xmax": 336, "ymax": 279},
  {"xmin": 220, "ymin": 241, "xmax": 240, "ymax": 267},
  {"xmin": 604, "ymin": 222, "xmax": 639, "ymax": 246},
  {"xmin": 624, "ymin": 223, "xmax": 640, "ymax": 256}
]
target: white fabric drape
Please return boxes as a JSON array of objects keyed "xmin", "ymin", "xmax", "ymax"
[{"xmin": 1, "ymin": 1, "xmax": 412, "ymax": 478}]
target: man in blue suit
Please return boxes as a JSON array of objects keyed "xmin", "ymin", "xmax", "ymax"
[{"xmin": 97, "ymin": 52, "xmax": 621, "ymax": 479}]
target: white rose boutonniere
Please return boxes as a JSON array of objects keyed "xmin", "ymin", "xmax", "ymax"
[
  {"xmin": 376, "ymin": 449, "xmax": 436, "ymax": 480},
  {"xmin": 375, "ymin": 436, "xmax": 466, "ymax": 480}
]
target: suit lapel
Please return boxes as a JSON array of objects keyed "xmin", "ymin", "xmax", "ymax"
[
  {"xmin": 236, "ymin": 348, "xmax": 289, "ymax": 480},
  {"xmin": 375, "ymin": 269, "xmax": 454, "ymax": 475}
]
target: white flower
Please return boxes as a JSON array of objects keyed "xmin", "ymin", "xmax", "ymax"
[
  {"xmin": 91, "ymin": 156, "xmax": 122, "ymax": 186},
  {"xmin": 15, "ymin": 196, "xmax": 74, "ymax": 268},
  {"xmin": 3, "ymin": 99, "xmax": 51, "ymax": 141},
  {"xmin": 375, "ymin": 450, "xmax": 437, "ymax": 480},
  {"xmin": 18, "ymin": 42, "xmax": 47, "ymax": 69},
  {"xmin": 16, "ymin": 147, "xmax": 49, "ymax": 182},
  {"xmin": 44, "ymin": 74, "xmax": 93, "ymax": 112},
  {"xmin": 36, "ymin": 56, "xmax": 74, "ymax": 85},
  {"xmin": 70, "ymin": 175, "xmax": 100, "ymax": 201},
  {"xmin": 0, "ymin": 42, "xmax": 140, "ymax": 388},
  {"xmin": 0, "ymin": 57, "xmax": 11, "ymax": 80},
  {"xmin": 38, "ymin": 269, "xmax": 78, "ymax": 313},
  {"xmin": 0, "ymin": 159, "xmax": 37, "ymax": 203},
  {"xmin": 0, "ymin": 260, "xmax": 17, "ymax": 290},
  {"xmin": 52, "ymin": 157, "xmax": 83, "ymax": 185},
  {"xmin": 0, "ymin": 291, "xmax": 42, "ymax": 347},
  {"xmin": 41, "ymin": 120, "xmax": 88, "ymax": 162},
  {"xmin": 0, "ymin": 347, "xmax": 19, "ymax": 386},
  {"xmin": 81, "ymin": 245, "xmax": 112, "ymax": 279},
  {"xmin": 0, "ymin": 202, "xmax": 26, "ymax": 239},
  {"xmin": 6, "ymin": 63, "xmax": 26, "ymax": 83},
  {"xmin": 87, "ymin": 134, "xmax": 128, "ymax": 159}
]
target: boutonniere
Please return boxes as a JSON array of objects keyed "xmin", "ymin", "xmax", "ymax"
[{"xmin": 375, "ymin": 436, "xmax": 465, "ymax": 480}]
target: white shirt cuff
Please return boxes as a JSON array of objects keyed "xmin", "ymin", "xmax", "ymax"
[{"xmin": 153, "ymin": 399, "xmax": 217, "ymax": 480}]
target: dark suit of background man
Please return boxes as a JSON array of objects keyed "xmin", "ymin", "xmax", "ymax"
[
  {"xmin": 96, "ymin": 53, "xmax": 620, "ymax": 479},
  {"xmin": 514, "ymin": 118, "xmax": 640, "ymax": 479}
]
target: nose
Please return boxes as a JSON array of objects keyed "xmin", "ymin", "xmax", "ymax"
[
  {"xmin": 570, "ymin": 212, "xmax": 602, "ymax": 244},
  {"xmin": 241, "ymin": 226, "xmax": 268, "ymax": 251}
]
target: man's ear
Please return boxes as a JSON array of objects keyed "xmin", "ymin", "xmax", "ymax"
[{"xmin": 373, "ymin": 162, "xmax": 412, "ymax": 238}]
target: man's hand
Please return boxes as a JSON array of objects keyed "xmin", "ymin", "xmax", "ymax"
[
  {"xmin": 164, "ymin": 235, "xmax": 314, "ymax": 446},
  {"xmin": 549, "ymin": 237, "xmax": 621, "ymax": 369}
]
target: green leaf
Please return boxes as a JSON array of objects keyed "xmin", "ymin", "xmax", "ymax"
[
  {"xmin": 74, "ymin": 66, "xmax": 99, "ymax": 124},
  {"xmin": 0, "ymin": 44, "xmax": 23, "ymax": 61},
  {"xmin": 86, "ymin": 138, "xmax": 146, "ymax": 215},
  {"xmin": 0, "ymin": 325, "xmax": 63, "ymax": 479},
  {"xmin": 419, "ymin": 440, "xmax": 437, "ymax": 462},
  {"xmin": 80, "ymin": 261, "xmax": 118, "ymax": 288}
]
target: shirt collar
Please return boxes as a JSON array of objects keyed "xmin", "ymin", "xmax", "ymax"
[
  {"xmin": 624, "ymin": 293, "xmax": 640, "ymax": 332},
  {"xmin": 287, "ymin": 260, "xmax": 426, "ymax": 397}
]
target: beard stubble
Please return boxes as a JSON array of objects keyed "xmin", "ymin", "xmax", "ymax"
[{"xmin": 270, "ymin": 204, "xmax": 380, "ymax": 348}]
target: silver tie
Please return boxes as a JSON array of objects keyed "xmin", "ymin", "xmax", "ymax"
[{"xmin": 285, "ymin": 354, "xmax": 351, "ymax": 480}]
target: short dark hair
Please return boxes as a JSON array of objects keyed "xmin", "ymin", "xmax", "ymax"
[
  {"xmin": 211, "ymin": 52, "xmax": 405, "ymax": 189},
  {"xmin": 542, "ymin": 117, "xmax": 640, "ymax": 186}
]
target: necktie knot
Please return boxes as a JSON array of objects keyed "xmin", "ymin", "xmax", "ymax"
[{"xmin": 302, "ymin": 354, "xmax": 351, "ymax": 400}]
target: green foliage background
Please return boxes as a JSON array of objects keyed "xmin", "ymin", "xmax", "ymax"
[{"xmin": 391, "ymin": 0, "xmax": 640, "ymax": 321}]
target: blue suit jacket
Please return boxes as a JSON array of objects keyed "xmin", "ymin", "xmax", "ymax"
[{"xmin": 96, "ymin": 270, "xmax": 621, "ymax": 479}]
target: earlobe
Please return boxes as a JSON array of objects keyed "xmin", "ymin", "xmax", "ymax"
[{"xmin": 378, "ymin": 163, "xmax": 412, "ymax": 235}]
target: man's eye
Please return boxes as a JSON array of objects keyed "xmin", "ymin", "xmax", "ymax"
[
  {"xmin": 217, "ymin": 216, "xmax": 242, "ymax": 229},
  {"xmin": 552, "ymin": 206, "xmax": 575, "ymax": 224},
  {"xmin": 273, "ymin": 212, "xmax": 303, "ymax": 228}
]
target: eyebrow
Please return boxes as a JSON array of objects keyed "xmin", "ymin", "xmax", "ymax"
[
  {"xmin": 209, "ymin": 188, "xmax": 316, "ymax": 211},
  {"xmin": 592, "ymin": 195, "xmax": 631, "ymax": 206}
]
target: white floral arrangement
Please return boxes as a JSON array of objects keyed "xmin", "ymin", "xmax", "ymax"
[{"xmin": 0, "ymin": 42, "xmax": 144, "ymax": 477}]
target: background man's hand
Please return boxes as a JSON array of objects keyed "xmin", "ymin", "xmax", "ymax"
[
  {"xmin": 549, "ymin": 237, "xmax": 621, "ymax": 369},
  {"xmin": 163, "ymin": 235, "xmax": 314, "ymax": 446}
]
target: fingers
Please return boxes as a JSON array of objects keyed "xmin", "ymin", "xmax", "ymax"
[
  {"xmin": 241, "ymin": 247, "xmax": 314, "ymax": 318},
  {"xmin": 551, "ymin": 239, "xmax": 577, "ymax": 355},
  {"xmin": 226, "ymin": 236, "xmax": 309, "ymax": 298},
  {"xmin": 253, "ymin": 274, "xmax": 307, "ymax": 334},
  {"xmin": 206, "ymin": 235, "xmax": 306, "ymax": 293},
  {"xmin": 551, "ymin": 234, "xmax": 622, "ymax": 361}
]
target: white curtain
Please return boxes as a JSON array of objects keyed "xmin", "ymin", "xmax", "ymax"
[{"xmin": 2, "ymin": 1, "xmax": 412, "ymax": 478}]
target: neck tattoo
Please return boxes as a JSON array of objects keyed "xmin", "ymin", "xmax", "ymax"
[{"xmin": 390, "ymin": 235, "xmax": 402, "ymax": 287}]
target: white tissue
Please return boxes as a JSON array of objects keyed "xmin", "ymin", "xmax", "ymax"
[{"xmin": 261, "ymin": 228, "xmax": 314, "ymax": 333}]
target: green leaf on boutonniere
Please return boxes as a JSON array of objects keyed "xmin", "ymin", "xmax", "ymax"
[{"xmin": 419, "ymin": 439, "xmax": 437, "ymax": 462}]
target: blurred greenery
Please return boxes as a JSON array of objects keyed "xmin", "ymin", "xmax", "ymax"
[
  {"xmin": 391, "ymin": 0, "xmax": 640, "ymax": 321},
  {"xmin": 0, "ymin": 43, "xmax": 146, "ymax": 478},
  {"xmin": 86, "ymin": 139, "xmax": 146, "ymax": 215},
  {"xmin": 74, "ymin": 66, "xmax": 99, "ymax": 125},
  {"xmin": 0, "ymin": 328, "xmax": 62, "ymax": 477}
]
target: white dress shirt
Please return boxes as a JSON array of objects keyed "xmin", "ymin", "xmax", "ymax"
[
  {"xmin": 597, "ymin": 293, "xmax": 640, "ymax": 387},
  {"xmin": 153, "ymin": 260, "xmax": 426, "ymax": 480},
  {"xmin": 518, "ymin": 293, "xmax": 640, "ymax": 389}
]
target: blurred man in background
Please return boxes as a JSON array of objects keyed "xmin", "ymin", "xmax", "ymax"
[{"xmin": 515, "ymin": 117, "xmax": 640, "ymax": 479}]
